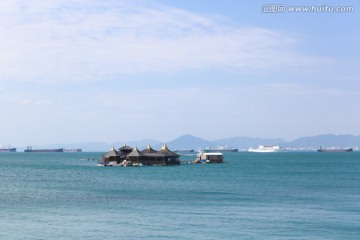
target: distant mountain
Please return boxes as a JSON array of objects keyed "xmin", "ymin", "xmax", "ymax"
[
  {"xmin": 167, "ymin": 134, "xmax": 212, "ymax": 150},
  {"xmin": 16, "ymin": 134, "xmax": 360, "ymax": 152},
  {"xmin": 168, "ymin": 134, "xmax": 360, "ymax": 150},
  {"xmin": 123, "ymin": 139, "xmax": 162, "ymax": 150},
  {"xmin": 286, "ymin": 134, "xmax": 360, "ymax": 148},
  {"xmin": 167, "ymin": 134, "xmax": 287, "ymax": 150}
]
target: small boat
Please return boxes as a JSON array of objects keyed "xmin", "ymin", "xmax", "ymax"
[{"xmin": 248, "ymin": 145, "xmax": 282, "ymax": 153}]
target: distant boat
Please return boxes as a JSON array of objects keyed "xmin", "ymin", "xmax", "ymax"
[
  {"xmin": 64, "ymin": 148, "xmax": 82, "ymax": 152},
  {"xmin": 317, "ymin": 147, "xmax": 353, "ymax": 152},
  {"xmin": 203, "ymin": 145, "xmax": 238, "ymax": 153},
  {"xmin": 248, "ymin": 145, "xmax": 282, "ymax": 153},
  {"xmin": 24, "ymin": 145, "xmax": 64, "ymax": 152},
  {"xmin": 0, "ymin": 146, "xmax": 16, "ymax": 152},
  {"xmin": 173, "ymin": 149, "xmax": 195, "ymax": 154}
]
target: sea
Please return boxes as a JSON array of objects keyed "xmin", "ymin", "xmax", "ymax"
[{"xmin": 1, "ymin": 151, "xmax": 360, "ymax": 240}]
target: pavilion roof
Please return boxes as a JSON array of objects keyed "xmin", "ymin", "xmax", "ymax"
[
  {"xmin": 104, "ymin": 145, "xmax": 121, "ymax": 158},
  {"xmin": 141, "ymin": 143, "xmax": 158, "ymax": 154},
  {"xmin": 127, "ymin": 146, "xmax": 145, "ymax": 157},
  {"xmin": 158, "ymin": 143, "xmax": 179, "ymax": 157},
  {"xmin": 119, "ymin": 143, "xmax": 133, "ymax": 151}
]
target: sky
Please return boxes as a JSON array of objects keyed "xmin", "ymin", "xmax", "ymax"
[{"xmin": 0, "ymin": 0, "xmax": 359, "ymax": 146}]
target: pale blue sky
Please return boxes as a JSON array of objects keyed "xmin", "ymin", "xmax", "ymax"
[{"xmin": 0, "ymin": 0, "xmax": 359, "ymax": 146}]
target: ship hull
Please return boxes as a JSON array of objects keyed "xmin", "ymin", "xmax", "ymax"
[
  {"xmin": 203, "ymin": 149, "xmax": 238, "ymax": 153},
  {"xmin": 174, "ymin": 149, "xmax": 195, "ymax": 154},
  {"xmin": 248, "ymin": 149, "xmax": 279, "ymax": 153},
  {"xmin": 24, "ymin": 148, "xmax": 64, "ymax": 152},
  {"xmin": 0, "ymin": 148, "xmax": 16, "ymax": 152},
  {"xmin": 317, "ymin": 148, "xmax": 353, "ymax": 152},
  {"xmin": 64, "ymin": 149, "xmax": 82, "ymax": 152}
]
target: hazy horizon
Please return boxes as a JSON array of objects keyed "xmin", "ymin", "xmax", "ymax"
[
  {"xmin": 1, "ymin": 0, "xmax": 359, "ymax": 146},
  {"xmin": 4, "ymin": 133, "xmax": 360, "ymax": 149}
]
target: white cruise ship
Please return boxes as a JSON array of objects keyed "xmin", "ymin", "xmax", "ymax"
[{"xmin": 248, "ymin": 145, "xmax": 282, "ymax": 153}]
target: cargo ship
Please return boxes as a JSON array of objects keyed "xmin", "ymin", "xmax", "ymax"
[
  {"xmin": 317, "ymin": 147, "xmax": 353, "ymax": 152},
  {"xmin": 203, "ymin": 145, "xmax": 238, "ymax": 153},
  {"xmin": 24, "ymin": 146, "xmax": 64, "ymax": 152},
  {"xmin": 173, "ymin": 149, "xmax": 195, "ymax": 154},
  {"xmin": 64, "ymin": 148, "xmax": 82, "ymax": 152},
  {"xmin": 0, "ymin": 146, "xmax": 16, "ymax": 152}
]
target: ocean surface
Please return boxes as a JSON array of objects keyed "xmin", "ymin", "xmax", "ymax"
[{"xmin": 1, "ymin": 151, "xmax": 360, "ymax": 239}]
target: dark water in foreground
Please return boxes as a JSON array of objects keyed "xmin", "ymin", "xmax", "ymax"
[{"xmin": 1, "ymin": 152, "xmax": 360, "ymax": 239}]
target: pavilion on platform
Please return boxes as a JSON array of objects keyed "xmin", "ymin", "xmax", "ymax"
[{"xmin": 102, "ymin": 143, "xmax": 180, "ymax": 166}]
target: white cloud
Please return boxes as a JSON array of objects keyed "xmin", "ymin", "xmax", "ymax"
[
  {"xmin": 20, "ymin": 99, "xmax": 31, "ymax": 105},
  {"xmin": 0, "ymin": 0, "xmax": 326, "ymax": 84},
  {"xmin": 1, "ymin": 1, "xmax": 357, "ymax": 145}
]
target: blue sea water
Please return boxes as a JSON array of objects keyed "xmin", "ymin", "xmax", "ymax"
[{"xmin": 1, "ymin": 151, "xmax": 360, "ymax": 239}]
